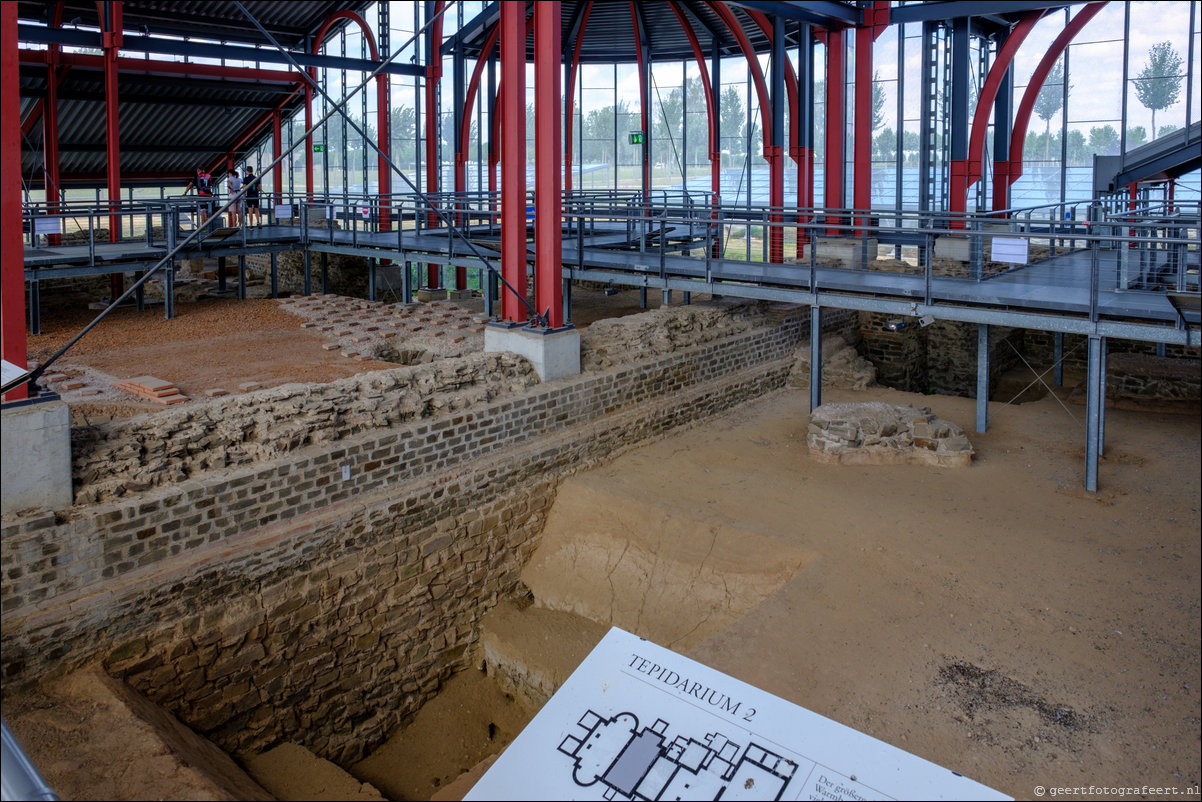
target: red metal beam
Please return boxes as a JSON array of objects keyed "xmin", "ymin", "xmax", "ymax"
[
  {"xmin": 2, "ymin": 1, "xmax": 27, "ymax": 400},
  {"xmin": 630, "ymin": 2, "xmax": 651, "ymax": 196},
  {"xmin": 853, "ymin": 2, "xmax": 889, "ymax": 230},
  {"xmin": 707, "ymin": 2, "xmax": 773, "ymax": 152},
  {"xmin": 100, "ymin": 1, "xmax": 123, "ymax": 303},
  {"xmin": 425, "ymin": 1, "xmax": 446, "ymax": 290},
  {"xmin": 459, "ymin": 23, "xmax": 502, "ymax": 194},
  {"xmin": 1001, "ymin": 2, "xmax": 1108, "ymax": 210},
  {"xmin": 534, "ymin": 1, "xmax": 563, "ymax": 329},
  {"xmin": 824, "ymin": 29, "xmax": 844, "ymax": 232},
  {"xmin": 563, "ymin": 1, "xmax": 593, "ymax": 193},
  {"xmin": 308, "ymin": 9, "xmax": 390, "ymax": 229},
  {"xmin": 500, "ymin": 0, "xmax": 527, "ymax": 323},
  {"xmin": 948, "ymin": 8, "xmax": 1045, "ymax": 221},
  {"xmin": 305, "ymin": 67, "xmax": 315, "ymax": 199},
  {"xmin": 745, "ymin": 7, "xmax": 806, "ymax": 262},
  {"xmin": 43, "ymin": 31, "xmax": 63, "ymax": 245}
]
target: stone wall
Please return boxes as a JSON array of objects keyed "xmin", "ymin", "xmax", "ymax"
[
  {"xmin": 1, "ymin": 309, "xmax": 809, "ymax": 766},
  {"xmin": 277, "ymin": 250, "xmax": 371, "ymax": 299},
  {"xmin": 859, "ymin": 313, "xmax": 1023, "ymax": 397},
  {"xmin": 68, "ymin": 353, "xmax": 539, "ymax": 504}
]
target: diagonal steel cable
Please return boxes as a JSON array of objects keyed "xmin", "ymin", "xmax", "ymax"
[
  {"xmin": 234, "ymin": 0, "xmax": 544, "ymax": 326},
  {"xmin": 998, "ymin": 336, "xmax": 1084, "ymax": 425}
]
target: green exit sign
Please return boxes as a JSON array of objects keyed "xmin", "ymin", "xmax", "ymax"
[
  {"xmin": 313, "ymin": 144, "xmax": 326, "ymax": 153},
  {"xmin": 629, "ymin": 131, "xmax": 645, "ymax": 145}
]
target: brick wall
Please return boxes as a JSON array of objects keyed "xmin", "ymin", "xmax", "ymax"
[{"xmin": 1, "ymin": 309, "xmax": 810, "ymax": 765}]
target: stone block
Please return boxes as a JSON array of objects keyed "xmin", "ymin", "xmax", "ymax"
[
  {"xmin": 813, "ymin": 235, "xmax": 878, "ymax": 269},
  {"xmin": 934, "ymin": 235, "xmax": 971, "ymax": 262},
  {"xmin": 2, "ymin": 397, "xmax": 73, "ymax": 515}
]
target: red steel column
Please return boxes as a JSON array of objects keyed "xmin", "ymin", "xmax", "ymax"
[
  {"xmin": 824, "ymin": 29, "xmax": 844, "ymax": 235},
  {"xmin": 424, "ymin": 2, "xmax": 445, "ymax": 290},
  {"xmin": 305, "ymin": 68, "xmax": 315, "ymax": 198},
  {"xmin": 376, "ymin": 69, "xmax": 391, "ymax": 231},
  {"xmin": 852, "ymin": 23, "xmax": 873, "ymax": 230},
  {"xmin": 44, "ymin": 48, "xmax": 62, "ymax": 247},
  {"xmin": 500, "ymin": 1, "xmax": 527, "ymax": 323},
  {"xmin": 534, "ymin": 1, "xmax": 563, "ymax": 328},
  {"xmin": 950, "ymin": 8, "xmax": 1044, "ymax": 220},
  {"xmin": 2, "ymin": 1, "xmax": 27, "ymax": 400},
  {"xmin": 102, "ymin": 2, "xmax": 123, "ymax": 301}
]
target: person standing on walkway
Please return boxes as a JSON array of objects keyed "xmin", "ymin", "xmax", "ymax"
[
  {"xmin": 243, "ymin": 165, "xmax": 261, "ymax": 227},
  {"xmin": 185, "ymin": 166, "xmax": 214, "ymax": 224},
  {"xmin": 227, "ymin": 168, "xmax": 244, "ymax": 227}
]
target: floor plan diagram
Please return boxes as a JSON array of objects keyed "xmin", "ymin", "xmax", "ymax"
[{"xmin": 559, "ymin": 708, "xmax": 800, "ymax": 800}]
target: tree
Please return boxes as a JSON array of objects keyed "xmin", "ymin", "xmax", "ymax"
[
  {"xmin": 1126, "ymin": 125, "xmax": 1147, "ymax": 148},
  {"xmin": 1087, "ymin": 124, "xmax": 1120, "ymax": 156},
  {"xmin": 873, "ymin": 126, "xmax": 895, "ymax": 162},
  {"xmin": 1133, "ymin": 41, "xmax": 1184, "ymax": 139},
  {"xmin": 872, "ymin": 71, "xmax": 886, "ymax": 133},
  {"xmin": 1033, "ymin": 60, "xmax": 1069, "ymax": 161}
]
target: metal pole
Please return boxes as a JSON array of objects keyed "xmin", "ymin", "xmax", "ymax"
[
  {"xmin": 1085, "ymin": 334, "xmax": 1102, "ymax": 492},
  {"xmin": 976, "ymin": 323, "xmax": 989, "ymax": 433},
  {"xmin": 809, "ymin": 306, "xmax": 822, "ymax": 412}
]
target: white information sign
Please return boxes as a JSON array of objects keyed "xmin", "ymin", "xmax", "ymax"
[
  {"xmin": 33, "ymin": 217, "xmax": 62, "ymax": 235},
  {"xmin": 990, "ymin": 236, "xmax": 1029, "ymax": 265},
  {"xmin": 274, "ymin": 203, "xmax": 292, "ymax": 220},
  {"xmin": 466, "ymin": 628, "xmax": 1009, "ymax": 802}
]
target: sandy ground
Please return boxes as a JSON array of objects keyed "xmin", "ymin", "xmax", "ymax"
[{"xmin": 6, "ymin": 286, "xmax": 1200, "ymax": 801}]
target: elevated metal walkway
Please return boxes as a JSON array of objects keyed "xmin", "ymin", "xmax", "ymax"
[{"xmin": 21, "ymin": 193, "xmax": 1200, "ymax": 349}]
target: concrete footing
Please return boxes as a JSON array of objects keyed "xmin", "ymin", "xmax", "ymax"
[
  {"xmin": 1, "ymin": 396, "xmax": 73, "ymax": 515},
  {"xmin": 484, "ymin": 323, "xmax": 581, "ymax": 381},
  {"xmin": 813, "ymin": 236, "xmax": 878, "ymax": 268}
]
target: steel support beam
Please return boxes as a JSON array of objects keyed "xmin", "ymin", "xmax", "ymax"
[
  {"xmin": 17, "ymin": 23, "xmax": 424, "ymax": 77},
  {"xmin": 499, "ymin": 0, "xmax": 527, "ymax": 323},
  {"xmin": 809, "ymin": 306, "xmax": 822, "ymax": 412},
  {"xmin": 1085, "ymin": 335, "xmax": 1103, "ymax": 492},
  {"xmin": 272, "ymin": 110, "xmax": 283, "ymax": 206},
  {"xmin": 991, "ymin": 63, "xmax": 1014, "ymax": 211},
  {"xmin": 534, "ymin": 1, "xmax": 564, "ymax": 329},
  {"xmin": 976, "ymin": 323, "xmax": 990, "ymax": 433}
]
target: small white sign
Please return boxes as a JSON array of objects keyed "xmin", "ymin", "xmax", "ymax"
[
  {"xmin": 360, "ymin": 206, "xmax": 370, "ymax": 219},
  {"xmin": 33, "ymin": 217, "xmax": 62, "ymax": 235},
  {"xmin": 466, "ymin": 628, "xmax": 1010, "ymax": 801},
  {"xmin": 990, "ymin": 237, "xmax": 1029, "ymax": 265},
  {"xmin": 274, "ymin": 203, "xmax": 292, "ymax": 219}
]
